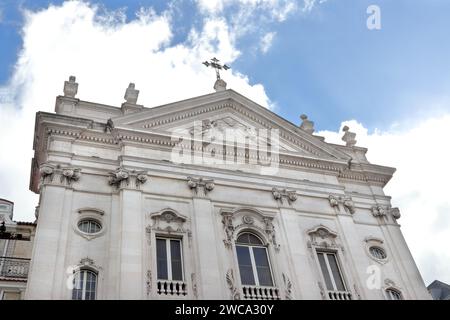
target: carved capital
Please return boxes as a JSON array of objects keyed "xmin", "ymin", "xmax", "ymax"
[
  {"xmin": 390, "ymin": 207, "xmax": 401, "ymax": 220},
  {"xmin": 39, "ymin": 163, "xmax": 81, "ymax": 188},
  {"xmin": 187, "ymin": 177, "xmax": 214, "ymax": 196},
  {"xmin": 108, "ymin": 167, "xmax": 148, "ymax": 190},
  {"xmin": 272, "ymin": 187, "xmax": 297, "ymax": 205}
]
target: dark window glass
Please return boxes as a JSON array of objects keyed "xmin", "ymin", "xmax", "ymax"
[
  {"xmin": 170, "ymin": 240, "xmax": 183, "ymax": 281},
  {"xmin": 387, "ymin": 289, "xmax": 402, "ymax": 300},
  {"xmin": 236, "ymin": 233, "xmax": 263, "ymax": 245},
  {"xmin": 236, "ymin": 245, "xmax": 255, "ymax": 285},
  {"xmin": 78, "ymin": 219, "xmax": 101, "ymax": 234},
  {"xmin": 253, "ymin": 247, "xmax": 273, "ymax": 286},
  {"xmin": 327, "ymin": 253, "xmax": 345, "ymax": 291},
  {"xmin": 72, "ymin": 270, "xmax": 97, "ymax": 300},
  {"xmin": 156, "ymin": 239, "xmax": 168, "ymax": 280},
  {"xmin": 317, "ymin": 252, "xmax": 333, "ymax": 291}
]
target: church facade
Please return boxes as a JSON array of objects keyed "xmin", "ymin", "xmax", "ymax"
[{"xmin": 25, "ymin": 76, "xmax": 430, "ymax": 300}]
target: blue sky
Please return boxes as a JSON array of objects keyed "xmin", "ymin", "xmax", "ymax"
[
  {"xmin": 1, "ymin": 0, "xmax": 450, "ymax": 286},
  {"xmin": 1, "ymin": 0, "xmax": 450, "ymax": 131}
]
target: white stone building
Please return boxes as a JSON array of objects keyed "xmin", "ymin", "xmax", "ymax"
[{"xmin": 25, "ymin": 75, "xmax": 431, "ymax": 300}]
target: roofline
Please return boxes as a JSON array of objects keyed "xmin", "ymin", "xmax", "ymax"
[{"xmin": 0, "ymin": 198, "xmax": 14, "ymax": 205}]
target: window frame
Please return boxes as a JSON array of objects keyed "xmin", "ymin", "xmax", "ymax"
[
  {"xmin": 77, "ymin": 219, "xmax": 102, "ymax": 234},
  {"xmin": 72, "ymin": 268, "xmax": 98, "ymax": 300},
  {"xmin": 385, "ymin": 288, "xmax": 403, "ymax": 300},
  {"xmin": 155, "ymin": 237, "xmax": 184, "ymax": 282},
  {"xmin": 235, "ymin": 232, "xmax": 275, "ymax": 287},
  {"xmin": 315, "ymin": 250, "xmax": 348, "ymax": 292}
]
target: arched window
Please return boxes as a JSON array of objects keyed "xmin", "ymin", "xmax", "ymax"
[
  {"xmin": 235, "ymin": 232, "xmax": 273, "ymax": 287},
  {"xmin": 386, "ymin": 288, "xmax": 403, "ymax": 300},
  {"xmin": 72, "ymin": 269, "xmax": 97, "ymax": 300}
]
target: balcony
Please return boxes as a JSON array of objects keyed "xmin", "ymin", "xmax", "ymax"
[
  {"xmin": 327, "ymin": 290, "xmax": 352, "ymax": 300},
  {"xmin": 157, "ymin": 280, "xmax": 187, "ymax": 297},
  {"xmin": 0, "ymin": 257, "xmax": 30, "ymax": 279},
  {"xmin": 242, "ymin": 285, "xmax": 281, "ymax": 300}
]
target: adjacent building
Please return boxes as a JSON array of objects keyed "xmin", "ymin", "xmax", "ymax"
[
  {"xmin": 0, "ymin": 198, "xmax": 36, "ymax": 299},
  {"xmin": 25, "ymin": 75, "xmax": 431, "ymax": 300},
  {"xmin": 428, "ymin": 280, "xmax": 450, "ymax": 300}
]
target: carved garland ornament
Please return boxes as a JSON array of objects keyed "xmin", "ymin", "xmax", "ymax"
[
  {"xmin": 282, "ymin": 273, "xmax": 293, "ymax": 300},
  {"xmin": 226, "ymin": 269, "xmax": 240, "ymax": 300}
]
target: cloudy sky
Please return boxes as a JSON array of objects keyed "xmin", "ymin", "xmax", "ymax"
[{"xmin": 0, "ymin": 0, "xmax": 449, "ymax": 287}]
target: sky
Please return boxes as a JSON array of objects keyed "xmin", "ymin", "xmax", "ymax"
[{"xmin": 0, "ymin": 0, "xmax": 449, "ymax": 287}]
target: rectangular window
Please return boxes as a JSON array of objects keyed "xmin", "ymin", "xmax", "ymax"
[
  {"xmin": 317, "ymin": 251, "xmax": 346, "ymax": 292},
  {"xmin": 156, "ymin": 238, "xmax": 183, "ymax": 281}
]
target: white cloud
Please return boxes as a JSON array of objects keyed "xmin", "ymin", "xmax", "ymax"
[
  {"xmin": 318, "ymin": 116, "xmax": 450, "ymax": 285},
  {"xmin": 0, "ymin": 0, "xmax": 276, "ymax": 223},
  {"xmin": 260, "ymin": 31, "xmax": 276, "ymax": 53}
]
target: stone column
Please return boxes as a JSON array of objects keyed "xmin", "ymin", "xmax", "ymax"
[
  {"xmin": 108, "ymin": 167, "xmax": 148, "ymax": 299},
  {"xmin": 25, "ymin": 164, "xmax": 81, "ymax": 299},
  {"xmin": 118, "ymin": 188, "xmax": 144, "ymax": 299},
  {"xmin": 188, "ymin": 177, "xmax": 223, "ymax": 299}
]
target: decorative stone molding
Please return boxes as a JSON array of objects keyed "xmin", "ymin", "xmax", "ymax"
[
  {"xmin": 328, "ymin": 195, "xmax": 340, "ymax": 209},
  {"xmin": 146, "ymin": 270, "xmax": 152, "ymax": 296},
  {"xmin": 342, "ymin": 196, "xmax": 355, "ymax": 214},
  {"xmin": 307, "ymin": 225, "xmax": 340, "ymax": 250},
  {"xmin": 75, "ymin": 257, "xmax": 101, "ymax": 272},
  {"xmin": 74, "ymin": 208, "xmax": 106, "ymax": 241},
  {"xmin": 242, "ymin": 215, "xmax": 254, "ymax": 225},
  {"xmin": 364, "ymin": 236, "xmax": 388, "ymax": 265},
  {"xmin": 272, "ymin": 187, "xmax": 297, "ymax": 205},
  {"xmin": 146, "ymin": 208, "xmax": 190, "ymax": 247},
  {"xmin": 39, "ymin": 163, "xmax": 81, "ymax": 188},
  {"xmin": 390, "ymin": 207, "xmax": 401, "ymax": 220},
  {"xmin": 299, "ymin": 114, "xmax": 314, "ymax": 134},
  {"xmin": 221, "ymin": 212, "xmax": 235, "ymax": 249},
  {"xmin": 105, "ymin": 118, "xmax": 114, "ymax": 133},
  {"xmin": 371, "ymin": 205, "xmax": 400, "ymax": 221},
  {"xmin": 282, "ymin": 273, "xmax": 293, "ymax": 300},
  {"xmin": 226, "ymin": 269, "xmax": 240, "ymax": 300},
  {"xmin": 187, "ymin": 177, "xmax": 215, "ymax": 196},
  {"xmin": 263, "ymin": 217, "xmax": 280, "ymax": 251},
  {"xmin": 108, "ymin": 167, "xmax": 148, "ymax": 189},
  {"xmin": 191, "ymin": 273, "xmax": 198, "ymax": 299},
  {"xmin": 220, "ymin": 208, "xmax": 280, "ymax": 252},
  {"xmin": 148, "ymin": 208, "xmax": 188, "ymax": 236},
  {"xmin": 318, "ymin": 281, "xmax": 326, "ymax": 300},
  {"xmin": 80, "ymin": 257, "xmax": 94, "ymax": 267},
  {"xmin": 328, "ymin": 195, "xmax": 355, "ymax": 214},
  {"xmin": 383, "ymin": 279, "xmax": 404, "ymax": 299}
]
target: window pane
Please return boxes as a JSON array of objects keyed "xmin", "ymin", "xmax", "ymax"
[
  {"xmin": 170, "ymin": 240, "xmax": 183, "ymax": 281},
  {"xmin": 236, "ymin": 233, "xmax": 262, "ymax": 245},
  {"xmin": 327, "ymin": 253, "xmax": 345, "ymax": 291},
  {"xmin": 236, "ymin": 245, "xmax": 255, "ymax": 285},
  {"xmin": 317, "ymin": 252, "xmax": 333, "ymax": 291},
  {"xmin": 156, "ymin": 239, "xmax": 168, "ymax": 280},
  {"xmin": 72, "ymin": 271, "xmax": 84, "ymax": 300},
  {"xmin": 253, "ymin": 247, "xmax": 273, "ymax": 286}
]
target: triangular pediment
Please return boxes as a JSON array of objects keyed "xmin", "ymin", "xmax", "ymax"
[{"xmin": 112, "ymin": 90, "xmax": 351, "ymax": 161}]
